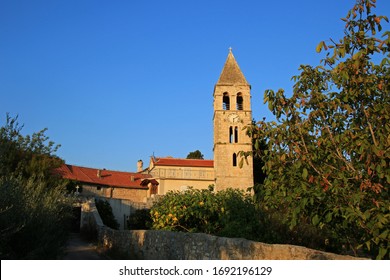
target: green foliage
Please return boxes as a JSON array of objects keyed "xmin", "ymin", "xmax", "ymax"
[
  {"xmin": 127, "ymin": 209, "xmax": 152, "ymax": 230},
  {"xmin": 95, "ymin": 199, "xmax": 120, "ymax": 230},
  {"xmin": 247, "ymin": 0, "xmax": 389, "ymax": 259},
  {"xmin": 150, "ymin": 188, "xmax": 261, "ymax": 240},
  {"xmin": 65, "ymin": 179, "xmax": 83, "ymax": 194},
  {"xmin": 249, "ymin": 119, "xmax": 267, "ymax": 186},
  {"xmin": 256, "ymin": 204, "xmax": 343, "ymax": 254},
  {"xmin": 186, "ymin": 150, "xmax": 204, "ymax": 159},
  {"xmin": 0, "ymin": 114, "xmax": 73, "ymax": 259}
]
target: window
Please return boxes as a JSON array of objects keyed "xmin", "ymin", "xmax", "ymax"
[
  {"xmin": 223, "ymin": 92, "xmax": 230, "ymax": 110},
  {"xmin": 233, "ymin": 153, "xmax": 237, "ymax": 167},
  {"xmin": 236, "ymin": 93, "xmax": 243, "ymax": 110},
  {"xmin": 229, "ymin": 126, "xmax": 239, "ymax": 143},
  {"xmin": 150, "ymin": 184, "xmax": 158, "ymax": 195}
]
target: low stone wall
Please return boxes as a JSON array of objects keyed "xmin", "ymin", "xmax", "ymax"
[
  {"xmin": 80, "ymin": 199, "xmax": 105, "ymax": 240},
  {"xmin": 82, "ymin": 200, "xmax": 363, "ymax": 260},
  {"xmin": 103, "ymin": 197, "xmax": 151, "ymax": 230},
  {"xmin": 99, "ymin": 227, "xmax": 362, "ymax": 260}
]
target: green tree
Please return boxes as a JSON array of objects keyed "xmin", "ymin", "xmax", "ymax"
[
  {"xmin": 249, "ymin": 119, "xmax": 267, "ymax": 187},
  {"xmin": 186, "ymin": 150, "xmax": 204, "ymax": 159},
  {"xmin": 247, "ymin": 0, "xmax": 389, "ymax": 259},
  {"xmin": 0, "ymin": 114, "xmax": 73, "ymax": 259}
]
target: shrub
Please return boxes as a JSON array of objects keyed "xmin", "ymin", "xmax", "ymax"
[
  {"xmin": 127, "ymin": 209, "xmax": 152, "ymax": 230},
  {"xmin": 95, "ymin": 199, "xmax": 119, "ymax": 230},
  {"xmin": 150, "ymin": 188, "xmax": 261, "ymax": 240}
]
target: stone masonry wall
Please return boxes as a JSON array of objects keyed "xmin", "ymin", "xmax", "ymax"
[
  {"xmin": 82, "ymin": 200, "xmax": 363, "ymax": 260},
  {"xmin": 98, "ymin": 228, "xmax": 362, "ymax": 260}
]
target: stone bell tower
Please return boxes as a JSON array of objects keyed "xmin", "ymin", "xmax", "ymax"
[{"xmin": 213, "ymin": 49, "xmax": 254, "ymax": 191}]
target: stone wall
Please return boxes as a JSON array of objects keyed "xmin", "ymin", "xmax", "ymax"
[
  {"xmin": 81, "ymin": 184, "xmax": 148, "ymax": 203},
  {"xmin": 105, "ymin": 198, "xmax": 151, "ymax": 230},
  {"xmin": 81, "ymin": 197, "xmax": 155, "ymax": 230},
  {"xmin": 98, "ymin": 228, "xmax": 362, "ymax": 260},
  {"xmin": 80, "ymin": 199, "xmax": 105, "ymax": 240},
  {"xmin": 82, "ymin": 200, "xmax": 363, "ymax": 260}
]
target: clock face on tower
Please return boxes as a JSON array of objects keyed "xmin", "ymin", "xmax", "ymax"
[{"xmin": 228, "ymin": 113, "xmax": 240, "ymax": 123}]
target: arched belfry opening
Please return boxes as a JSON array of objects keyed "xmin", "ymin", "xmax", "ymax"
[
  {"xmin": 223, "ymin": 92, "xmax": 230, "ymax": 110},
  {"xmin": 236, "ymin": 93, "xmax": 243, "ymax": 110}
]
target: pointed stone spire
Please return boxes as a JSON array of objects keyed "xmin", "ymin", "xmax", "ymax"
[{"xmin": 216, "ymin": 48, "xmax": 249, "ymax": 85}]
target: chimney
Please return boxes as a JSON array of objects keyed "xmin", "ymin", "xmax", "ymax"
[
  {"xmin": 97, "ymin": 169, "xmax": 102, "ymax": 178},
  {"xmin": 137, "ymin": 160, "xmax": 143, "ymax": 172},
  {"xmin": 131, "ymin": 175, "xmax": 135, "ymax": 182}
]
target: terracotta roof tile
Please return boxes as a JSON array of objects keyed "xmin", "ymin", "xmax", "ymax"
[
  {"xmin": 56, "ymin": 164, "xmax": 152, "ymax": 189},
  {"xmin": 153, "ymin": 157, "xmax": 214, "ymax": 168}
]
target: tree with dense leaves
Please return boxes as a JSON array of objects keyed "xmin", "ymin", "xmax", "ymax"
[
  {"xmin": 186, "ymin": 150, "xmax": 204, "ymax": 159},
  {"xmin": 245, "ymin": 0, "xmax": 389, "ymax": 259},
  {"xmin": 0, "ymin": 114, "xmax": 73, "ymax": 259}
]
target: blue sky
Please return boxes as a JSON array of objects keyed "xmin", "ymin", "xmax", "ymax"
[{"xmin": 1, "ymin": 0, "xmax": 389, "ymax": 171}]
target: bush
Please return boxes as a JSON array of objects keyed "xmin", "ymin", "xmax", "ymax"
[
  {"xmin": 127, "ymin": 209, "xmax": 152, "ymax": 230},
  {"xmin": 150, "ymin": 188, "xmax": 261, "ymax": 241},
  {"xmin": 255, "ymin": 200, "xmax": 346, "ymax": 255},
  {"xmin": 149, "ymin": 187, "xmax": 358, "ymax": 256},
  {"xmin": 95, "ymin": 199, "xmax": 119, "ymax": 230},
  {"xmin": 0, "ymin": 115, "xmax": 73, "ymax": 259}
]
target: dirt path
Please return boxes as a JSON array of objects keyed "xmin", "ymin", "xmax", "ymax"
[{"xmin": 62, "ymin": 233, "xmax": 105, "ymax": 260}]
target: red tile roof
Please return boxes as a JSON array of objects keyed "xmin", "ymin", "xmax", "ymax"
[
  {"xmin": 56, "ymin": 164, "xmax": 152, "ymax": 189},
  {"xmin": 152, "ymin": 157, "xmax": 214, "ymax": 168}
]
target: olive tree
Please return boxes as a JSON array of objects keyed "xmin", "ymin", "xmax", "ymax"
[{"xmin": 0, "ymin": 115, "xmax": 73, "ymax": 259}]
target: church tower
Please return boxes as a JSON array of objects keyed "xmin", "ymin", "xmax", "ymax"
[{"xmin": 213, "ymin": 49, "xmax": 254, "ymax": 191}]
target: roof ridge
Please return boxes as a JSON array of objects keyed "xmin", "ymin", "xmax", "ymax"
[
  {"xmin": 155, "ymin": 156, "xmax": 213, "ymax": 161},
  {"xmin": 64, "ymin": 163, "xmax": 139, "ymax": 174}
]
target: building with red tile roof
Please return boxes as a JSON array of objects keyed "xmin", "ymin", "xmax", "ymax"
[
  {"xmin": 146, "ymin": 157, "xmax": 215, "ymax": 194},
  {"xmin": 57, "ymin": 164, "xmax": 158, "ymax": 202},
  {"xmin": 150, "ymin": 157, "xmax": 214, "ymax": 168}
]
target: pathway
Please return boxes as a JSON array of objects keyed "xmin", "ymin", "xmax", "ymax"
[{"xmin": 62, "ymin": 232, "xmax": 105, "ymax": 260}]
